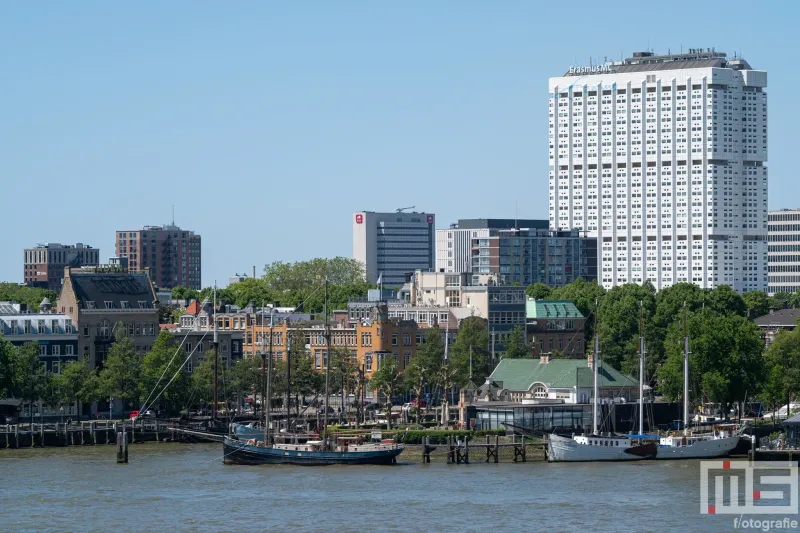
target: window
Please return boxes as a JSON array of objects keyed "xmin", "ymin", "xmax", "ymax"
[
  {"xmin": 83, "ymin": 325, "xmax": 89, "ymax": 337},
  {"xmin": 51, "ymin": 320, "xmax": 59, "ymax": 333},
  {"xmin": 222, "ymin": 342, "xmax": 228, "ymax": 352},
  {"xmin": 138, "ymin": 301, "xmax": 149, "ymax": 309},
  {"xmin": 148, "ymin": 323, "xmax": 155, "ymax": 336},
  {"xmin": 416, "ymin": 334, "xmax": 423, "ymax": 345},
  {"xmin": 65, "ymin": 345, "xmax": 74, "ymax": 356},
  {"xmin": 24, "ymin": 320, "xmax": 31, "ymax": 334},
  {"xmin": 120, "ymin": 301, "xmax": 130, "ymax": 309},
  {"xmin": 10, "ymin": 320, "xmax": 18, "ymax": 334},
  {"xmin": 391, "ymin": 333, "xmax": 398, "ymax": 346},
  {"xmin": 39, "ymin": 344, "xmax": 47, "ymax": 356},
  {"xmin": 52, "ymin": 361, "xmax": 60, "ymax": 374},
  {"xmin": 365, "ymin": 354, "xmax": 373, "ymax": 371},
  {"xmin": 52, "ymin": 344, "xmax": 60, "ymax": 356},
  {"xmin": 85, "ymin": 301, "xmax": 95, "ymax": 310},
  {"xmin": 65, "ymin": 320, "xmax": 73, "ymax": 334},
  {"xmin": 37, "ymin": 320, "xmax": 45, "ymax": 334},
  {"xmin": 104, "ymin": 301, "xmax": 114, "ymax": 309},
  {"xmin": 135, "ymin": 323, "xmax": 141, "ymax": 336},
  {"xmin": 185, "ymin": 342, "xmax": 192, "ymax": 353}
]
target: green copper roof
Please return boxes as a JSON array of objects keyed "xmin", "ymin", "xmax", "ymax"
[
  {"xmin": 488, "ymin": 358, "xmax": 637, "ymax": 391},
  {"xmin": 526, "ymin": 299, "xmax": 583, "ymax": 319}
]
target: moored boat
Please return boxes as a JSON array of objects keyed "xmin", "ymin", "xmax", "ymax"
[{"xmin": 223, "ymin": 434, "xmax": 404, "ymax": 466}]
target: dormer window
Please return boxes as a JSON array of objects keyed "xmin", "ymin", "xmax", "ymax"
[
  {"xmin": 85, "ymin": 301, "xmax": 95, "ymax": 310},
  {"xmin": 104, "ymin": 301, "xmax": 115, "ymax": 309},
  {"xmin": 138, "ymin": 301, "xmax": 149, "ymax": 309},
  {"xmin": 120, "ymin": 301, "xmax": 130, "ymax": 309}
]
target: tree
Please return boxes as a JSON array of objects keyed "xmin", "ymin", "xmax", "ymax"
[
  {"xmin": 0, "ymin": 283, "xmax": 58, "ymax": 312},
  {"xmin": 503, "ymin": 325, "xmax": 529, "ymax": 359},
  {"xmin": 100, "ymin": 329, "xmax": 142, "ymax": 410},
  {"xmin": 157, "ymin": 303, "xmax": 179, "ymax": 325},
  {"xmin": 743, "ymin": 290, "xmax": 771, "ymax": 320},
  {"xmin": 595, "ymin": 282, "xmax": 657, "ymax": 375},
  {"xmin": 191, "ymin": 349, "xmax": 230, "ymax": 408},
  {"xmin": 171, "ymin": 286, "xmax": 200, "ymax": 302},
  {"xmin": 762, "ymin": 324, "xmax": 800, "ymax": 419},
  {"xmin": 139, "ymin": 331, "xmax": 191, "ymax": 415},
  {"xmin": 450, "ymin": 317, "xmax": 490, "ymax": 386},
  {"xmin": 771, "ymin": 292, "xmax": 792, "ymax": 310},
  {"xmin": 370, "ymin": 357, "xmax": 403, "ymax": 429},
  {"xmin": 230, "ymin": 357, "xmax": 262, "ymax": 411},
  {"xmin": 0, "ymin": 334, "xmax": 14, "ymax": 397},
  {"xmin": 10, "ymin": 342, "xmax": 52, "ymax": 424},
  {"xmin": 404, "ymin": 327, "xmax": 444, "ymax": 417},
  {"xmin": 657, "ymin": 310, "xmax": 764, "ymax": 416},
  {"xmin": 54, "ymin": 359, "xmax": 101, "ymax": 418},
  {"xmin": 525, "ymin": 282, "xmax": 552, "ymax": 300}
]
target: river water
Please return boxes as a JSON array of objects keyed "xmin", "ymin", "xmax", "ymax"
[{"xmin": 0, "ymin": 443, "xmax": 782, "ymax": 532}]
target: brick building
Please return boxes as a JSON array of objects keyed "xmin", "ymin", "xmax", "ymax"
[
  {"xmin": 115, "ymin": 224, "xmax": 201, "ymax": 290},
  {"xmin": 525, "ymin": 299, "xmax": 586, "ymax": 359},
  {"xmin": 24, "ymin": 243, "xmax": 99, "ymax": 292}
]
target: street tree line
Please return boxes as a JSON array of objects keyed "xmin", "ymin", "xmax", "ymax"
[{"xmin": 525, "ymin": 279, "xmax": 800, "ymax": 416}]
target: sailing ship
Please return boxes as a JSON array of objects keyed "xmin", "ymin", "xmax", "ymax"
[
  {"xmin": 655, "ymin": 303, "xmax": 740, "ymax": 459},
  {"xmin": 223, "ymin": 278, "xmax": 404, "ymax": 466},
  {"xmin": 548, "ymin": 301, "xmax": 658, "ymax": 462}
]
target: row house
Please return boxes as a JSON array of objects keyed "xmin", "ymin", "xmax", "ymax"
[{"xmin": 0, "ymin": 299, "xmax": 79, "ymax": 373}]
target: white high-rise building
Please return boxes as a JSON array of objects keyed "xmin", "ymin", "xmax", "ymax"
[
  {"xmin": 353, "ymin": 210, "xmax": 435, "ymax": 287},
  {"xmin": 549, "ymin": 49, "xmax": 768, "ymax": 292},
  {"xmin": 768, "ymin": 209, "xmax": 800, "ymax": 295}
]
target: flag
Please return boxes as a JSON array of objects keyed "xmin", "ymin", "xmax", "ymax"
[{"xmin": 376, "ymin": 272, "xmax": 383, "ymax": 286}]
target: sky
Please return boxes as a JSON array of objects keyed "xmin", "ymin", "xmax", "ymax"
[{"xmin": 2, "ymin": 1, "xmax": 797, "ymax": 288}]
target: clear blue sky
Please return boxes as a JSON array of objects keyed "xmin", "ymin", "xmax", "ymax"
[{"xmin": 2, "ymin": 1, "xmax": 796, "ymax": 288}]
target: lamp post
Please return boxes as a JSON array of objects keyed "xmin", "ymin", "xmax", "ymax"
[{"xmin": 109, "ymin": 397, "xmax": 113, "ymax": 422}]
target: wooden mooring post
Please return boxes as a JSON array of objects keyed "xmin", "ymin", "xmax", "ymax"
[
  {"xmin": 116, "ymin": 429, "xmax": 128, "ymax": 464},
  {"xmin": 447, "ymin": 436, "xmax": 455, "ymax": 464},
  {"xmin": 513, "ymin": 435, "xmax": 527, "ymax": 462},
  {"xmin": 422, "ymin": 436, "xmax": 433, "ymax": 463}
]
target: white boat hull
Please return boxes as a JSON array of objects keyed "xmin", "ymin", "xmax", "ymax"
[
  {"xmin": 547, "ymin": 434, "xmax": 655, "ymax": 462},
  {"xmin": 656, "ymin": 436, "xmax": 740, "ymax": 459}
]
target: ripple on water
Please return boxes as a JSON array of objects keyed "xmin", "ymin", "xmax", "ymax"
[{"xmin": 0, "ymin": 443, "xmax": 743, "ymax": 532}]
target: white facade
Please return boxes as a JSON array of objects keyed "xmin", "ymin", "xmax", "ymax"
[
  {"xmin": 352, "ymin": 211, "xmax": 435, "ymax": 287},
  {"xmin": 549, "ymin": 51, "xmax": 768, "ymax": 292},
  {"xmin": 435, "ymin": 227, "xmax": 489, "ymax": 273},
  {"xmin": 768, "ymin": 209, "xmax": 800, "ymax": 294}
]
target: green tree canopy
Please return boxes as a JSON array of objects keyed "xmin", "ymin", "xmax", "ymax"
[
  {"xmin": 0, "ymin": 283, "xmax": 58, "ymax": 313},
  {"xmin": 10, "ymin": 342, "xmax": 52, "ymax": 422},
  {"xmin": 139, "ymin": 331, "xmax": 191, "ymax": 414},
  {"xmin": 761, "ymin": 322, "xmax": 800, "ymax": 418},
  {"xmin": 370, "ymin": 357, "xmax": 403, "ymax": 429},
  {"xmin": 503, "ymin": 325, "xmax": 529, "ymax": 359},
  {"xmin": 657, "ymin": 310, "xmax": 764, "ymax": 411},
  {"xmin": 100, "ymin": 329, "xmax": 143, "ymax": 408},
  {"xmin": 171, "ymin": 286, "xmax": 200, "ymax": 302},
  {"xmin": 525, "ymin": 282, "xmax": 552, "ymax": 300},
  {"xmin": 743, "ymin": 290, "xmax": 771, "ymax": 320},
  {"xmin": 596, "ymin": 282, "xmax": 657, "ymax": 376},
  {"xmin": 54, "ymin": 359, "xmax": 102, "ymax": 412},
  {"xmin": 450, "ymin": 317, "xmax": 490, "ymax": 386}
]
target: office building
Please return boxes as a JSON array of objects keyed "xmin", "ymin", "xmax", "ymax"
[
  {"xmin": 549, "ymin": 49, "xmax": 768, "ymax": 292},
  {"xmin": 436, "ymin": 219, "xmax": 548, "ymax": 273},
  {"xmin": 58, "ymin": 265, "xmax": 159, "ymax": 369},
  {"xmin": 23, "ymin": 243, "xmax": 99, "ymax": 292},
  {"xmin": 353, "ymin": 210, "xmax": 435, "ymax": 287},
  {"xmin": 470, "ymin": 228, "xmax": 597, "ymax": 286},
  {"xmin": 768, "ymin": 209, "xmax": 800, "ymax": 294},
  {"xmin": 115, "ymin": 224, "xmax": 202, "ymax": 290}
]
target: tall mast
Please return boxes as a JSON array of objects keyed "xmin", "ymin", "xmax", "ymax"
[
  {"xmin": 265, "ymin": 304, "xmax": 273, "ymax": 445},
  {"xmin": 639, "ymin": 301, "xmax": 645, "ymax": 435},
  {"xmin": 683, "ymin": 301, "xmax": 690, "ymax": 435},
  {"xmin": 286, "ymin": 320, "xmax": 292, "ymax": 428},
  {"xmin": 323, "ymin": 278, "xmax": 331, "ymax": 447},
  {"xmin": 592, "ymin": 298, "xmax": 599, "ymax": 435},
  {"xmin": 212, "ymin": 282, "xmax": 218, "ymax": 421}
]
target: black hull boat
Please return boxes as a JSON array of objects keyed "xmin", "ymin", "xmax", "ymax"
[{"xmin": 223, "ymin": 436, "xmax": 403, "ymax": 466}]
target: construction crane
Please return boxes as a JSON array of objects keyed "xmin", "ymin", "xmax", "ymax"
[{"xmin": 396, "ymin": 206, "xmax": 416, "ymax": 213}]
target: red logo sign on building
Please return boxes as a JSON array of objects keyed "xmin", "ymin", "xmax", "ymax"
[
  {"xmin": 427, "ymin": 215, "xmax": 433, "ymax": 224},
  {"xmin": 355, "ymin": 214, "xmax": 363, "ymax": 224}
]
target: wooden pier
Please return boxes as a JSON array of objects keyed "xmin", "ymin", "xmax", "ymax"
[{"xmin": 0, "ymin": 420, "xmax": 210, "ymax": 449}]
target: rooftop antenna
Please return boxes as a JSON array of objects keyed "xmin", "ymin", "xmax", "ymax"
[{"xmin": 172, "ymin": 204, "xmax": 175, "ymax": 226}]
